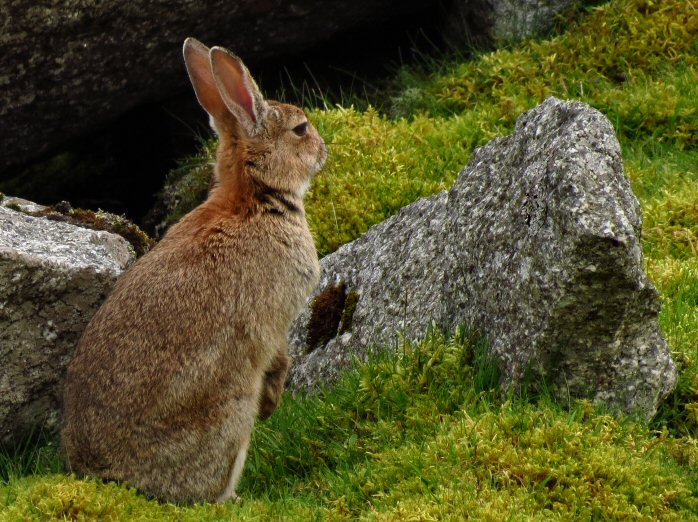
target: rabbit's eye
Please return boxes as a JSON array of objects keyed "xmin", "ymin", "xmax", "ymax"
[{"xmin": 292, "ymin": 122, "xmax": 308, "ymax": 136}]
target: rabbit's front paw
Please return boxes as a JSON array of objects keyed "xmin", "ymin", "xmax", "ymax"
[
  {"xmin": 258, "ymin": 351, "xmax": 289, "ymax": 420},
  {"xmin": 216, "ymin": 491, "xmax": 241, "ymax": 504}
]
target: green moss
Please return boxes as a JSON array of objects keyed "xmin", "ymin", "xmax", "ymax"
[
  {"xmin": 642, "ymin": 184, "xmax": 698, "ymax": 260},
  {"xmin": 306, "ymin": 108, "xmax": 478, "ymax": 255},
  {"xmin": 393, "ymin": 0, "xmax": 698, "ymax": 123},
  {"xmin": 3, "ymin": 328, "xmax": 698, "ymax": 520}
]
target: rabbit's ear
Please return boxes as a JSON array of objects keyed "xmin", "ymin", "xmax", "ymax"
[
  {"xmin": 183, "ymin": 38, "xmax": 229, "ymax": 123},
  {"xmin": 210, "ymin": 47, "xmax": 268, "ymax": 137}
]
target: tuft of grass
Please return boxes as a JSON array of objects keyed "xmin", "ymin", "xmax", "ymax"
[
  {"xmin": 0, "ymin": 431, "xmax": 63, "ymax": 485},
  {"xmin": 648, "ymin": 257, "xmax": 698, "ymax": 436},
  {"xmin": 242, "ymin": 326, "xmax": 494, "ymax": 497}
]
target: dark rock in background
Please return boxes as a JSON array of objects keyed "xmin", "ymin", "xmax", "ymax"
[
  {"xmin": 288, "ymin": 97, "xmax": 677, "ymax": 420},
  {"xmin": 0, "ymin": 0, "xmax": 429, "ymax": 173}
]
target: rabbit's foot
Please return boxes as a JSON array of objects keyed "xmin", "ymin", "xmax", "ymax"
[
  {"xmin": 216, "ymin": 491, "xmax": 241, "ymax": 504},
  {"xmin": 216, "ymin": 437, "xmax": 250, "ymax": 504}
]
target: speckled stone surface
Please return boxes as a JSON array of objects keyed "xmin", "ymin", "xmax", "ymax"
[
  {"xmin": 446, "ymin": 0, "xmax": 590, "ymax": 48},
  {"xmin": 288, "ymin": 97, "xmax": 677, "ymax": 420},
  {"xmin": 0, "ymin": 205, "xmax": 133, "ymax": 444}
]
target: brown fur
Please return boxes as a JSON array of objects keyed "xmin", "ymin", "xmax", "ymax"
[{"xmin": 61, "ymin": 38, "xmax": 325, "ymax": 504}]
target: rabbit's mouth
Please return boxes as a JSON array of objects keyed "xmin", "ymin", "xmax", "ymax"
[
  {"xmin": 313, "ymin": 141, "xmax": 328, "ymax": 175},
  {"xmin": 311, "ymin": 157, "xmax": 325, "ymax": 176}
]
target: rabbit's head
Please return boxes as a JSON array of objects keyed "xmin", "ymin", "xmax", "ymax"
[{"xmin": 183, "ymin": 38, "xmax": 326, "ymax": 203}]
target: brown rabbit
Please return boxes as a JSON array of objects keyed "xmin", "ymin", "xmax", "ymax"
[{"xmin": 61, "ymin": 37, "xmax": 326, "ymax": 504}]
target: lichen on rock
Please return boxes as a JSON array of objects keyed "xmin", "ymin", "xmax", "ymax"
[{"xmin": 2, "ymin": 197, "xmax": 154, "ymax": 257}]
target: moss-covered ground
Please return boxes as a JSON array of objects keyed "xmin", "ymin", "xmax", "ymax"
[{"xmin": 3, "ymin": 0, "xmax": 698, "ymax": 519}]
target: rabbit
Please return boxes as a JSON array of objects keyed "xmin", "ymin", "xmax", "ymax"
[{"xmin": 61, "ymin": 37, "xmax": 326, "ymax": 504}]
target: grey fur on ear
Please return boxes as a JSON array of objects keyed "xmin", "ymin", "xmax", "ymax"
[
  {"xmin": 209, "ymin": 46, "xmax": 268, "ymax": 136},
  {"xmin": 183, "ymin": 37, "xmax": 228, "ymax": 125}
]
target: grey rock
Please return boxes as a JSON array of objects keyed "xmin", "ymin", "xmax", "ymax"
[
  {"xmin": 0, "ymin": 204, "xmax": 134, "ymax": 445},
  {"xmin": 288, "ymin": 97, "xmax": 677, "ymax": 420},
  {"xmin": 0, "ymin": 0, "xmax": 427, "ymax": 171},
  {"xmin": 444, "ymin": 0, "xmax": 594, "ymax": 49},
  {"xmin": 0, "ymin": 195, "xmax": 47, "ymax": 214}
]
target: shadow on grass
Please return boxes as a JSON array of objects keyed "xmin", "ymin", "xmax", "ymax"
[{"xmin": 0, "ymin": 428, "xmax": 64, "ymax": 484}]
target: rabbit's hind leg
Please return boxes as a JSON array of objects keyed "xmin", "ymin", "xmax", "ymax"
[{"xmin": 216, "ymin": 434, "xmax": 250, "ymax": 503}]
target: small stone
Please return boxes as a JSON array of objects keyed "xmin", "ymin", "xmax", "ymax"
[{"xmin": 53, "ymin": 200, "xmax": 72, "ymax": 214}]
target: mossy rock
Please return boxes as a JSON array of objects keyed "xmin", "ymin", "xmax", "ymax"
[{"xmin": 22, "ymin": 202, "xmax": 155, "ymax": 257}]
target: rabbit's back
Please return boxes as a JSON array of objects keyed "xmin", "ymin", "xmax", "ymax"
[
  {"xmin": 68, "ymin": 204, "xmax": 317, "ymax": 384},
  {"xmin": 62, "ymin": 206, "xmax": 318, "ymax": 501}
]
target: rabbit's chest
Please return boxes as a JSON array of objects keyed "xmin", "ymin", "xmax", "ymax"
[
  {"xmin": 227, "ymin": 222, "xmax": 318, "ymax": 320},
  {"xmin": 265, "ymin": 226, "xmax": 319, "ymax": 306}
]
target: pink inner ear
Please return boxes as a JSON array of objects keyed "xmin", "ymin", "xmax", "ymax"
[
  {"xmin": 211, "ymin": 48, "xmax": 260, "ymax": 126},
  {"xmin": 232, "ymin": 77, "xmax": 256, "ymax": 123}
]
